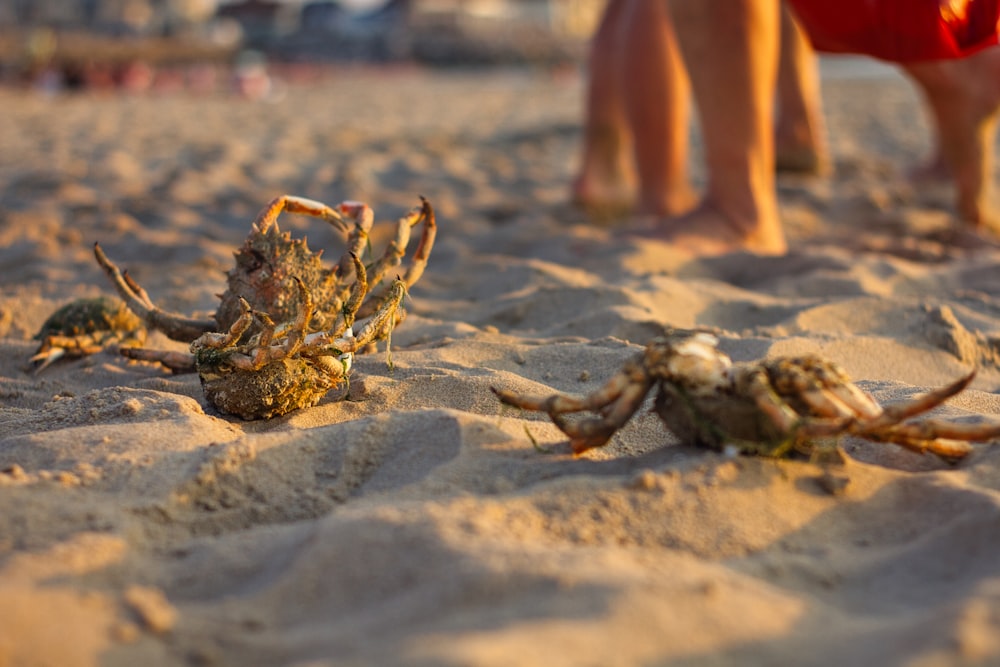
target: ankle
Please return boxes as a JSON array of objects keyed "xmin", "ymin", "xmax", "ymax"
[
  {"xmin": 698, "ymin": 197, "xmax": 786, "ymax": 253},
  {"xmin": 650, "ymin": 200, "xmax": 787, "ymax": 256},
  {"xmin": 635, "ymin": 185, "xmax": 696, "ymax": 217}
]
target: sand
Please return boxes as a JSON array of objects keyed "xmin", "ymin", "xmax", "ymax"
[{"xmin": 1, "ymin": 60, "xmax": 1000, "ymax": 666}]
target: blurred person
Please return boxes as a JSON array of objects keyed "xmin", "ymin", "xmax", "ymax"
[
  {"xmin": 233, "ymin": 50, "xmax": 272, "ymax": 100},
  {"xmin": 791, "ymin": 0, "xmax": 1000, "ymax": 229},
  {"xmin": 573, "ymin": 0, "xmax": 1000, "ymax": 255},
  {"xmin": 572, "ymin": 0, "xmax": 819, "ymax": 252},
  {"xmin": 571, "ymin": 0, "xmax": 691, "ymax": 218}
]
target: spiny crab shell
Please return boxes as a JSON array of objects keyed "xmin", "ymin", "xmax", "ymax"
[{"xmin": 215, "ymin": 206, "xmax": 346, "ymax": 336}]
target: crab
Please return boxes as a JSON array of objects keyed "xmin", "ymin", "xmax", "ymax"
[
  {"xmin": 33, "ymin": 194, "xmax": 436, "ymax": 419},
  {"xmin": 492, "ymin": 330, "xmax": 1000, "ymax": 461},
  {"xmin": 31, "ymin": 296, "xmax": 146, "ymax": 372}
]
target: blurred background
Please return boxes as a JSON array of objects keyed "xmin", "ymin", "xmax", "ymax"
[{"xmin": 0, "ymin": 0, "xmax": 606, "ymax": 94}]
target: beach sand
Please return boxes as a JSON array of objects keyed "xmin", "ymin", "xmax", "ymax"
[{"xmin": 2, "ymin": 61, "xmax": 1000, "ymax": 666}]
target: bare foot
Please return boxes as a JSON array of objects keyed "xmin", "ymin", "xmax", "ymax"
[
  {"xmin": 905, "ymin": 150, "xmax": 1000, "ymax": 230},
  {"xmin": 570, "ymin": 162, "xmax": 637, "ymax": 214},
  {"xmin": 903, "ymin": 149, "xmax": 1000, "ymax": 235},
  {"xmin": 775, "ymin": 140, "xmax": 829, "ymax": 176},
  {"xmin": 571, "ymin": 113, "xmax": 638, "ymax": 214},
  {"xmin": 641, "ymin": 201, "xmax": 788, "ymax": 256},
  {"xmin": 773, "ymin": 79, "xmax": 829, "ymax": 176},
  {"xmin": 634, "ymin": 184, "xmax": 698, "ymax": 218},
  {"xmin": 929, "ymin": 223, "xmax": 1000, "ymax": 249},
  {"xmin": 774, "ymin": 110, "xmax": 829, "ymax": 176}
]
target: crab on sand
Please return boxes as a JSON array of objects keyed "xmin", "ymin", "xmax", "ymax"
[
  {"xmin": 493, "ymin": 330, "xmax": 1000, "ymax": 461},
  {"xmin": 31, "ymin": 296, "xmax": 145, "ymax": 369},
  {"xmin": 33, "ymin": 195, "xmax": 436, "ymax": 420}
]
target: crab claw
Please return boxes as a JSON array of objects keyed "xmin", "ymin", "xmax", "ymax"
[
  {"xmin": 337, "ymin": 200, "xmax": 371, "ymax": 218},
  {"xmin": 30, "ymin": 345, "xmax": 67, "ymax": 373}
]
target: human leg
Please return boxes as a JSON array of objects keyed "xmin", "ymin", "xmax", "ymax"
[
  {"xmin": 619, "ymin": 0, "xmax": 695, "ymax": 216},
  {"xmin": 775, "ymin": 2, "xmax": 828, "ymax": 175},
  {"xmin": 661, "ymin": 0, "xmax": 786, "ymax": 255},
  {"xmin": 903, "ymin": 49, "xmax": 1000, "ymax": 228},
  {"xmin": 571, "ymin": 0, "xmax": 636, "ymax": 211}
]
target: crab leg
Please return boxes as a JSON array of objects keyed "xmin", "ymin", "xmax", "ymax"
[
  {"xmin": 492, "ymin": 357, "xmax": 654, "ymax": 453},
  {"xmin": 787, "ymin": 381, "xmax": 859, "ymax": 422},
  {"xmin": 330, "ymin": 253, "xmax": 367, "ymax": 338},
  {"xmin": 878, "ymin": 418, "xmax": 1000, "ymax": 442},
  {"xmin": 907, "ymin": 438, "xmax": 975, "ymax": 459},
  {"xmin": 249, "ymin": 278, "xmax": 313, "ymax": 368},
  {"xmin": 731, "ymin": 368, "xmax": 853, "ymax": 451},
  {"xmin": 357, "ymin": 198, "xmax": 437, "ymax": 319},
  {"xmin": 94, "ymin": 243, "xmax": 217, "ymax": 342},
  {"xmin": 365, "ymin": 197, "xmax": 437, "ymax": 290},
  {"xmin": 556, "ymin": 380, "xmax": 654, "ymax": 453},
  {"xmin": 351, "ymin": 278, "xmax": 406, "ymax": 348},
  {"xmin": 191, "ymin": 297, "xmax": 254, "ymax": 350},
  {"xmin": 858, "ymin": 429, "xmax": 974, "ymax": 459},
  {"xmin": 31, "ymin": 334, "xmax": 109, "ymax": 370},
  {"xmin": 203, "ymin": 280, "xmax": 314, "ymax": 372},
  {"xmin": 121, "ymin": 347, "xmax": 197, "ymax": 373},
  {"xmin": 791, "ymin": 357, "xmax": 884, "ymax": 419},
  {"xmin": 253, "ymin": 195, "xmax": 350, "ymax": 235},
  {"xmin": 864, "ymin": 371, "xmax": 977, "ymax": 430},
  {"xmin": 823, "ymin": 382, "xmax": 883, "ymax": 420},
  {"xmin": 767, "ymin": 358, "xmax": 881, "ymax": 421},
  {"xmin": 399, "ymin": 197, "xmax": 437, "ymax": 289},
  {"xmin": 311, "ymin": 277, "xmax": 407, "ymax": 358},
  {"xmin": 158, "ymin": 298, "xmax": 256, "ymax": 373},
  {"xmin": 857, "ymin": 416, "xmax": 1000, "ymax": 459},
  {"xmin": 493, "ymin": 361, "xmax": 637, "ymax": 415},
  {"xmin": 336, "ymin": 200, "xmax": 375, "ymax": 278},
  {"xmin": 744, "ymin": 368, "xmax": 812, "ymax": 433}
]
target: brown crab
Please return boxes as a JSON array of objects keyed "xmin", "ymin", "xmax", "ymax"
[
  {"xmin": 31, "ymin": 296, "xmax": 146, "ymax": 372},
  {"xmin": 34, "ymin": 195, "xmax": 436, "ymax": 419},
  {"xmin": 492, "ymin": 330, "xmax": 1000, "ymax": 460}
]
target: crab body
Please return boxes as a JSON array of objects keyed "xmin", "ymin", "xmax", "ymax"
[
  {"xmin": 215, "ymin": 204, "xmax": 342, "ymax": 335},
  {"xmin": 653, "ymin": 386, "xmax": 786, "ymax": 451},
  {"xmin": 31, "ymin": 296, "xmax": 146, "ymax": 371},
  {"xmin": 493, "ymin": 330, "xmax": 1000, "ymax": 461},
  {"xmin": 204, "ymin": 362, "xmax": 334, "ymax": 419},
  {"xmin": 34, "ymin": 195, "xmax": 435, "ymax": 420},
  {"xmin": 174, "ymin": 272, "xmax": 403, "ymax": 420},
  {"xmin": 197, "ymin": 350, "xmax": 344, "ymax": 421}
]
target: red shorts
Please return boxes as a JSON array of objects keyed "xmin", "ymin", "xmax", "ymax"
[{"xmin": 787, "ymin": 0, "xmax": 1000, "ymax": 62}]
